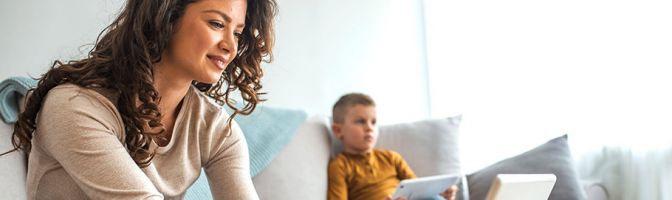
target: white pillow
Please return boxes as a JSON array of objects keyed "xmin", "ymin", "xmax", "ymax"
[{"xmin": 376, "ymin": 116, "xmax": 462, "ymax": 177}]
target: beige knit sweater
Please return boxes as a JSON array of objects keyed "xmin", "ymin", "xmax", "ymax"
[{"xmin": 26, "ymin": 84, "xmax": 258, "ymax": 200}]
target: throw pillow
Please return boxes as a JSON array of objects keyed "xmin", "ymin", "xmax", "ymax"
[
  {"xmin": 376, "ymin": 116, "xmax": 462, "ymax": 178},
  {"xmin": 466, "ymin": 135, "xmax": 586, "ymax": 200}
]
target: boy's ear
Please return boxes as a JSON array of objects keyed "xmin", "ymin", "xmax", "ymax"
[{"xmin": 331, "ymin": 123, "xmax": 343, "ymax": 140}]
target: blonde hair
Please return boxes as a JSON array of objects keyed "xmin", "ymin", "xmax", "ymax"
[{"xmin": 332, "ymin": 93, "xmax": 375, "ymax": 123}]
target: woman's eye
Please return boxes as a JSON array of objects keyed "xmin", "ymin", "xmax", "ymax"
[
  {"xmin": 234, "ymin": 32, "xmax": 243, "ymax": 40},
  {"xmin": 209, "ymin": 21, "xmax": 224, "ymax": 29}
]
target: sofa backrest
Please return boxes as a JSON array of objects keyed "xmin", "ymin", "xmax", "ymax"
[
  {"xmin": 0, "ymin": 122, "xmax": 27, "ymax": 199},
  {"xmin": 252, "ymin": 116, "xmax": 332, "ymax": 199}
]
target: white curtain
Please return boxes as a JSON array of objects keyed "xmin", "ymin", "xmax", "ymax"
[
  {"xmin": 577, "ymin": 146, "xmax": 672, "ymax": 199},
  {"xmin": 422, "ymin": 0, "xmax": 672, "ymax": 199}
]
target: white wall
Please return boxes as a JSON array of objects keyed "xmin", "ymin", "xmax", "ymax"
[
  {"xmin": 0, "ymin": 0, "xmax": 123, "ymax": 80},
  {"xmin": 262, "ymin": 0, "xmax": 430, "ymax": 123},
  {"xmin": 0, "ymin": 0, "xmax": 430, "ymax": 124}
]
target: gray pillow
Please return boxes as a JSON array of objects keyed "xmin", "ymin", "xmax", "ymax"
[{"xmin": 466, "ymin": 135, "xmax": 586, "ymax": 200}]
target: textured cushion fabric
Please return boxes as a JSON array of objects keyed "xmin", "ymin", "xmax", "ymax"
[
  {"xmin": 252, "ymin": 116, "xmax": 331, "ymax": 199},
  {"xmin": 0, "ymin": 76, "xmax": 37, "ymax": 123},
  {"xmin": 466, "ymin": 135, "xmax": 586, "ymax": 200},
  {"xmin": 376, "ymin": 116, "xmax": 462, "ymax": 177},
  {"xmin": 227, "ymin": 105, "xmax": 308, "ymax": 177},
  {"xmin": 0, "ymin": 122, "xmax": 27, "ymax": 199}
]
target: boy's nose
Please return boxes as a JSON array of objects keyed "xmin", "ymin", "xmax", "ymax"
[{"xmin": 365, "ymin": 123, "xmax": 375, "ymax": 132}]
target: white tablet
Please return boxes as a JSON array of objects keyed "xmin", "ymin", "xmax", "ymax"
[
  {"xmin": 391, "ymin": 174, "xmax": 461, "ymax": 200},
  {"xmin": 486, "ymin": 174, "xmax": 557, "ymax": 200}
]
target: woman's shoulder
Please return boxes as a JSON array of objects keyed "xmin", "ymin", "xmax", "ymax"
[
  {"xmin": 183, "ymin": 85, "xmax": 238, "ymax": 135},
  {"xmin": 38, "ymin": 83, "xmax": 125, "ymax": 139},
  {"xmin": 45, "ymin": 83, "xmax": 118, "ymax": 108},
  {"xmin": 186, "ymin": 86, "xmax": 229, "ymax": 116}
]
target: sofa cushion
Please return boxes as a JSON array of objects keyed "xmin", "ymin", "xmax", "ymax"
[
  {"xmin": 376, "ymin": 116, "xmax": 462, "ymax": 177},
  {"xmin": 228, "ymin": 106, "xmax": 307, "ymax": 177},
  {"xmin": 251, "ymin": 116, "xmax": 331, "ymax": 199},
  {"xmin": 376, "ymin": 116, "xmax": 466, "ymax": 200},
  {"xmin": 466, "ymin": 135, "xmax": 586, "ymax": 200},
  {"xmin": 0, "ymin": 122, "xmax": 27, "ymax": 199}
]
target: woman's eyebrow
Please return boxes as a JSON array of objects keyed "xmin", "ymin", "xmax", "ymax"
[{"xmin": 203, "ymin": 9, "xmax": 245, "ymax": 28}]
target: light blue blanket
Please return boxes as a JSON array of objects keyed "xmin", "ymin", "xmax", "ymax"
[
  {"xmin": 234, "ymin": 106, "xmax": 307, "ymax": 176},
  {"xmin": 0, "ymin": 76, "xmax": 37, "ymax": 123}
]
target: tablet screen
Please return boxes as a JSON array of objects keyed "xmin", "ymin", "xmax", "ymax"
[{"xmin": 391, "ymin": 174, "xmax": 461, "ymax": 200}]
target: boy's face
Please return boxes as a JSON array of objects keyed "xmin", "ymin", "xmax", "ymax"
[{"xmin": 332, "ymin": 105, "xmax": 378, "ymax": 154}]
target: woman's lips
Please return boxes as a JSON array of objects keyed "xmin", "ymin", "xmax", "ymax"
[{"xmin": 207, "ymin": 55, "xmax": 227, "ymax": 70}]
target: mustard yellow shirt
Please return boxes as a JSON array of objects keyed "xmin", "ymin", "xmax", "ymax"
[{"xmin": 328, "ymin": 149, "xmax": 416, "ymax": 200}]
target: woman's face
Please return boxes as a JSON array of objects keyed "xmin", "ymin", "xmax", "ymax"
[{"xmin": 159, "ymin": 0, "xmax": 247, "ymax": 84}]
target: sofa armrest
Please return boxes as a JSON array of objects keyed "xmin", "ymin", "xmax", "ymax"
[{"xmin": 582, "ymin": 180, "xmax": 609, "ymax": 200}]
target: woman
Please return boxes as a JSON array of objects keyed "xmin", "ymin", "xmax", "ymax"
[{"xmin": 8, "ymin": 0, "xmax": 277, "ymax": 199}]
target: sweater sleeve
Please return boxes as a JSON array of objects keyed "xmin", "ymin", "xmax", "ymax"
[
  {"xmin": 327, "ymin": 156, "xmax": 349, "ymax": 200},
  {"xmin": 203, "ymin": 120, "xmax": 259, "ymax": 200},
  {"xmin": 34, "ymin": 86, "xmax": 162, "ymax": 199}
]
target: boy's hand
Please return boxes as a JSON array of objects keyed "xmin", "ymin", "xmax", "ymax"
[{"xmin": 439, "ymin": 185, "xmax": 459, "ymax": 200}]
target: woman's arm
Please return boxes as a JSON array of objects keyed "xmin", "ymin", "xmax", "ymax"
[
  {"xmin": 203, "ymin": 120, "xmax": 259, "ymax": 200},
  {"xmin": 34, "ymin": 86, "xmax": 162, "ymax": 199}
]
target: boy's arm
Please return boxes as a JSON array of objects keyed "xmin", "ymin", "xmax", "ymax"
[
  {"xmin": 327, "ymin": 159, "xmax": 348, "ymax": 200},
  {"xmin": 393, "ymin": 151, "xmax": 417, "ymax": 180}
]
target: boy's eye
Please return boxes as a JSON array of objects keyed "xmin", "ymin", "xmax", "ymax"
[{"xmin": 209, "ymin": 21, "xmax": 224, "ymax": 29}]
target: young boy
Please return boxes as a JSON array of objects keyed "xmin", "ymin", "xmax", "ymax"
[{"xmin": 327, "ymin": 93, "xmax": 458, "ymax": 200}]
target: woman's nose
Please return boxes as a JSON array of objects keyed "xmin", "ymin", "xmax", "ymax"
[{"xmin": 218, "ymin": 33, "xmax": 237, "ymax": 55}]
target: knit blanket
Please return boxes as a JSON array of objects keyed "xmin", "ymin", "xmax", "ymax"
[
  {"xmin": 0, "ymin": 76, "xmax": 37, "ymax": 123},
  {"xmin": 232, "ymin": 105, "xmax": 307, "ymax": 176}
]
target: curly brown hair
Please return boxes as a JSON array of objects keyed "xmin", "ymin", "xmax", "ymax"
[{"xmin": 4, "ymin": 0, "xmax": 278, "ymax": 167}]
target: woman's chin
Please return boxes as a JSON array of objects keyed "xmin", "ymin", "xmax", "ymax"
[{"xmin": 197, "ymin": 76, "xmax": 221, "ymax": 85}]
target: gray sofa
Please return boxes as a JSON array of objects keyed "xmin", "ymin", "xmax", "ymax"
[
  {"xmin": 250, "ymin": 115, "xmax": 609, "ymax": 200},
  {"xmin": 1, "ymin": 113, "xmax": 607, "ymax": 200}
]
